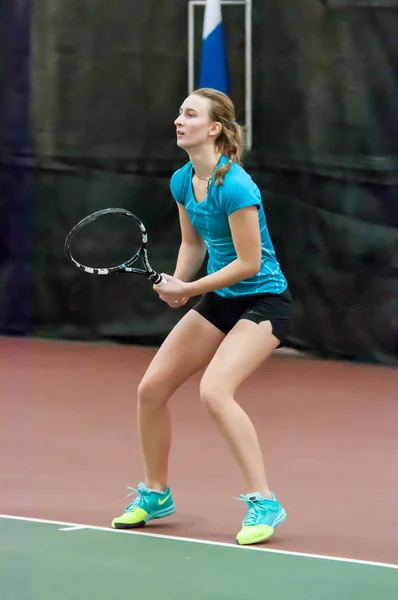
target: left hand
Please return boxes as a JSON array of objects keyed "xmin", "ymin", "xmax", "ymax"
[{"xmin": 153, "ymin": 274, "xmax": 191, "ymax": 306}]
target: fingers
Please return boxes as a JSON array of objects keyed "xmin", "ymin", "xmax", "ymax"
[
  {"xmin": 175, "ymin": 297, "xmax": 189, "ymax": 307},
  {"xmin": 159, "ymin": 297, "xmax": 188, "ymax": 308},
  {"xmin": 169, "ymin": 298, "xmax": 188, "ymax": 308}
]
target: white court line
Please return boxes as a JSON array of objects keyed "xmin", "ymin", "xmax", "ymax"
[
  {"xmin": 1, "ymin": 514, "xmax": 397, "ymax": 571},
  {"xmin": 58, "ymin": 525, "xmax": 87, "ymax": 532}
]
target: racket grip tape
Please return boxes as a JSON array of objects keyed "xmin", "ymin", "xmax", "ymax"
[{"xmin": 151, "ymin": 273, "xmax": 167, "ymax": 286}]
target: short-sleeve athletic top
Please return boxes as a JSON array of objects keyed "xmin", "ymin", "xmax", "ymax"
[{"xmin": 170, "ymin": 154, "xmax": 288, "ymax": 298}]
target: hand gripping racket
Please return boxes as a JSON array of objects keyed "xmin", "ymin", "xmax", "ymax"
[{"xmin": 64, "ymin": 208, "xmax": 167, "ymax": 286}]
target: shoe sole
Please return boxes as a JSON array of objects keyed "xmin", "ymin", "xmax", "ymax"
[
  {"xmin": 236, "ymin": 509, "xmax": 287, "ymax": 545},
  {"xmin": 112, "ymin": 505, "xmax": 176, "ymax": 530}
]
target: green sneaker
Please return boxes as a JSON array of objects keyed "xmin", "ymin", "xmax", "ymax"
[
  {"xmin": 111, "ymin": 482, "xmax": 176, "ymax": 529},
  {"xmin": 236, "ymin": 492, "xmax": 286, "ymax": 545}
]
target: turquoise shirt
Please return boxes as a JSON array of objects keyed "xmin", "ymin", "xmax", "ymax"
[{"xmin": 170, "ymin": 155, "xmax": 288, "ymax": 298}]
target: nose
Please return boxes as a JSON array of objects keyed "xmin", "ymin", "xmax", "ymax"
[{"xmin": 174, "ymin": 114, "xmax": 184, "ymax": 127}]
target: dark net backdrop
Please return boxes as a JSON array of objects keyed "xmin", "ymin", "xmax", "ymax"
[{"xmin": 1, "ymin": 0, "xmax": 397, "ymax": 364}]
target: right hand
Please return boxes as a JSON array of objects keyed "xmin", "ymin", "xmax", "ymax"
[{"xmin": 160, "ymin": 296, "xmax": 189, "ymax": 309}]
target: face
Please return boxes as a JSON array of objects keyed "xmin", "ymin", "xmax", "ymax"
[{"xmin": 174, "ymin": 94, "xmax": 221, "ymax": 150}]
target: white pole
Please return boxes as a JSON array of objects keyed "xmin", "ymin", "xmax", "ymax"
[
  {"xmin": 188, "ymin": 1, "xmax": 195, "ymax": 94},
  {"xmin": 245, "ymin": 0, "xmax": 252, "ymax": 151}
]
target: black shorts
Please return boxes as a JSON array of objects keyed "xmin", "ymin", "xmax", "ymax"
[{"xmin": 192, "ymin": 288, "xmax": 292, "ymax": 346}]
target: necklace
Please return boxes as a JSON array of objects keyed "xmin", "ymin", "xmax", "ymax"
[{"xmin": 193, "ymin": 155, "xmax": 222, "ymax": 192}]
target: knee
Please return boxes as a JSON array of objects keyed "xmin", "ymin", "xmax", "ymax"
[
  {"xmin": 199, "ymin": 376, "xmax": 229, "ymax": 415},
  {"xmin": 137, "ymin": 375, "xmax": 170, "ymax": 409}
]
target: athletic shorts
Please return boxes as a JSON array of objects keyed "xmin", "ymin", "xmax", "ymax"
[{"xmin": 192, "ymin": 288, "xmax": 292, "ymax": 347}]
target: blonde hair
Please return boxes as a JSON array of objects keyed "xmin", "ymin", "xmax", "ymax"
[{"xmin": 192, "ymin": 88, "xmax": 245, "ymax": 185}]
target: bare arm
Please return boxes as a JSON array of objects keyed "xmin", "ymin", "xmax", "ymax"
[
  {"xmin": 173, "ymin": 203, "xmax": 207, "ymax": 282},
  {"xmin": 186, "ymin": 205, "xmax": 262, "ymax": 297}
]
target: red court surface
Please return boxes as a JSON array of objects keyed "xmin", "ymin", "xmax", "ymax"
[{"xmin": 1, "ymin": 336, "xmax": 397, "ymax": 567}]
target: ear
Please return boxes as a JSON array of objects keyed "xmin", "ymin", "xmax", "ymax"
[{"xmin": 208, "ymin": 121, "xmax": 222, "ymax": 138}]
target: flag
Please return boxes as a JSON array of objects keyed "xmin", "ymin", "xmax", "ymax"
[{"xmin": 199, "ymin": 0, "xmax": 229, "ymax": 94}]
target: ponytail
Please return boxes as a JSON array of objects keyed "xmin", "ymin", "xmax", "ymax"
[{"xmin": 214, "ymin": 120, "xmax": 245, "ymax": 185}]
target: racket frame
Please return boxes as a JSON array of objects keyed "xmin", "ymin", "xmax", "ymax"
[{"xmin": 64, "ymin": 208, "xmax": 166, "ymax": 285}]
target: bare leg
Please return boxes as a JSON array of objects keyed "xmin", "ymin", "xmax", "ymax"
[
  {"xmin": 137, "ymin": 310, "xmax": 225, "ymax": 490},
  {"xmin": 199, "ymin": 319, "xmax": 280, "ymax": 497}
]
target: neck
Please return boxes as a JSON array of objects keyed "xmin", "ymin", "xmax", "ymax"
[{"xmin": 188, "ymin": 146, "xmax": 222, "ymax": 180}]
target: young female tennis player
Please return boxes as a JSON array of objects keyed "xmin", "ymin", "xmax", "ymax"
[{"xmin": 112, "ymin": 88, "xmax": 292, "ymax": 545}]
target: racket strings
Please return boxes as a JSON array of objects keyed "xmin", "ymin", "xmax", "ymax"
[{"xmin": 68, "ymin": 213, "xmax": 143, "ymax": 268}]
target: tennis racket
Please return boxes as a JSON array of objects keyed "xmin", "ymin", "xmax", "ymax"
[{"xmin": 64, "ymin": 208, "xmax": 167, "ymax": 286}]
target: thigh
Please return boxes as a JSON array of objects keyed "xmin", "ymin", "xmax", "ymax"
[
  {"xmin": 140, "ymin": 308, "xmax": 225, "ymax": 393},
  {"xmin": 201, "ymin": 319, "xmax": 280, "ymax": 396}
]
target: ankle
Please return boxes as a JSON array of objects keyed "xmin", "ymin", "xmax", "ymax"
[
  {"xmin": 258, "ymin": 488, "xmax": 273, "ymax": 500},
  {"xmin": 146, "ymin": 482, "xmax": 167, "ymax": 492}
]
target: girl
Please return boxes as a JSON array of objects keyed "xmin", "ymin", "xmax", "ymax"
[{"xmin": 112, "ymin": 88, "xmax": 292, "ymax": 545}]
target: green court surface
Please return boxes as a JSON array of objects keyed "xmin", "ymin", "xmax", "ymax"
[{"xmin": 1, "ymin": 517, "xmax": 397, "ymax": 599}]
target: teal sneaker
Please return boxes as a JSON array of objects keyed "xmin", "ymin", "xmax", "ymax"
[
  {"xmin": 111, "ymin": 482, "xmax": 176, "ymax": 529},
  {"xmin": 236, "ymin": 492, "xmax": 286, "ymax": 545}
]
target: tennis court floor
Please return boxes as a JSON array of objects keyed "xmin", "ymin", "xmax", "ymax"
[{"xmin": 1, "ymin": 515, "xmax": 397, "ymax": 599}]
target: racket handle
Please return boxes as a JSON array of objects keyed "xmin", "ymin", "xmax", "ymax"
[{"xmin": 151, "ymin": 273, "xmax": 168, "ymax": 286}]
